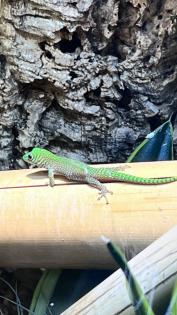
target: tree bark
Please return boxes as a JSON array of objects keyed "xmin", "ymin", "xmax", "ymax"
[{"xmin": 0, "ymin": 0, "xmax": 177, "ymax": 169}]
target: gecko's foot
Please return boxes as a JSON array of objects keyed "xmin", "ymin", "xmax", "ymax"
[
  {"xmin": 49, "ymin": 180, "xmax": 55, "ymax": 187},
  {"xmin": 98, "ymin": 189, "xmax": 113, "ymax": 204}
]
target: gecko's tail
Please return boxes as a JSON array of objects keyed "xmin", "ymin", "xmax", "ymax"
[
  {"xmin": 88, "ymin": 166, "xmax": 177, "ymax": 184},
  {"xmin": 114, "ymin": 174, "xmax": 177, "ymax": 185}
]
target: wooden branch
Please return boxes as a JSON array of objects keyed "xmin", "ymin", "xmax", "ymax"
[
  {"xmin": 62, "ymin": 225, "xmax": 177, "ymax": 315},
  {"xmin": 0, "ymin": 161, "xmax": 177, "ymax": 267}
]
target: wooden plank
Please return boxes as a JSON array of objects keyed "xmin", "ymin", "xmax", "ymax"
[
  {"xmin": 0, "ymin": 161, "xmax": 177, "ymax": 267},
  {"xmin": 62, "ymin": 225, "xmax": 177, "ymax": 315}
]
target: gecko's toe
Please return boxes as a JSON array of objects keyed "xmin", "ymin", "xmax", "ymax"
[
  {"xmin": 49, "ymin": 181, "xmax": 55, "ymax": 187},
  {"xmin": 105, "ymin": 189, "xmax": 113, "ymax": 195},
  {"xmin": 98, "ymin": 190, "xmax": 111, "ymax": 204},
  {"xmin": 97, "ymin": 194, "xmax": 109, "ymax": 204}
]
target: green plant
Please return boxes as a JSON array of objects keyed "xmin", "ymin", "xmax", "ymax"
[{"xmin": 103, "ymin": 236, "xmax": 177, "ymax": 315}]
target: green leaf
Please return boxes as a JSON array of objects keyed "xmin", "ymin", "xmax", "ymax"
[
  {"xmin": 48, "ymin": 269, "xmax": 112, "ymax": 313},
  {"xmin": 29, "ymin": 269, "xmax": 61, "ymax": 315},
  {"xmin": 166, "ymin": 280, "xmax": 177, "ymax": 315},
  {"xmin": 103, "ymin": 237, "xmax": 155, "ymax": 315},
  {"xmin": 127, "ymin": 119, "xmax": 174, "ymax": 162}
]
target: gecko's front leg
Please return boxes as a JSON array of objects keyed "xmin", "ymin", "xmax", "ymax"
[{"xmin": 48, "ymin": 168, "xmax": 55, "ymax": 187}]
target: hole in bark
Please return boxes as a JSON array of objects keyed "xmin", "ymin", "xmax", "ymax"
[
  {"xmin": 84, "ymin": 91, "xmax": 92, "ymax": 102},
  {"xmin": 158, "ymin": 15, "xmax": 163, "ymax": 20},
  {"xmin": 0, "ymin": 54, "xmax": 6, "ymax": 74},
  {"xmin": 54, "ymin": 32, "xmax": 82, "ymax": 53},
  {"xmin": 45, "ymin": 50, "xmax": 54, "ymax": 59},
  {"xmin": 59, "ymin": 26, "xmax": 70, "ymax": 38},
  {"xmin": 38, "ymin": 41, "xmax": 54, "ymax": 59},
  {"xmin": 142, "ymin": 21, "xmax": 147, "ymax": 31},
  {"xmin": 0, "ymin": 54, "xmax": 6, "ymax": 64},
  {"xmin": 70, "ymin": 2, "xmax": 77, "ymax": 7},
  {"xmin": 163, "ymin": 42, "xmax": 167, "ymax": 49},
  {"xmin": 93, "ymin": 87, "xmax": 101, "ymax": 97},
  {"xmin": 0, "ymin": 54, "xmax": 6, "ymax": 65},
  {"xmin": 38, "ymin": 41, "xmax": 46, "ymax": 51},
  {"xmin": 119, "ymin": 87, "xmax": 132, "ymax": 108},
  {"xmin": 144, "ymin": 55, "xmax": 151, "ymax": 62},
  {"xmin": 108, "ymin": 24, "xmax": 114, "ymax": 32},
  {"xmin": 84, "ymin": 87, "xmax": 101, "ymax": 102},
  {"xmin": 12, "ymin": 126, "xmax": 19, "ymax": 141},
  {"xmin": 147, "ymin": 115, "xmax": 161, "ymax": 130},
  {"xmin": 70, "ymin": 71, "xmax": 78, "ymax": 79}
]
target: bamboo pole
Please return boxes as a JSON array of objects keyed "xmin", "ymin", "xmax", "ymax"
[
  {"xmin": 62, "ymin": 225, "xmax": 177, "ymax": 315},
  {"xmin": 0, "ymin": 161, "xmax": 177, "ymax": 267}
]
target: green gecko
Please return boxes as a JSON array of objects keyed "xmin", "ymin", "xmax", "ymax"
[{"xmin": 23, "ymin": 147, "xmax": 177, "ymax": 204}]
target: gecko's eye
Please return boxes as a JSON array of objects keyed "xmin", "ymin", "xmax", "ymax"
[{"xmin": 28, "ymin": 154, "xmax": 33, "ymax": 161}]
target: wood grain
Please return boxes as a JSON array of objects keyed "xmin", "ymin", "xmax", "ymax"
[{"xmin": 0, "ymin": 161, "xmax": 177, "ymax": 267}]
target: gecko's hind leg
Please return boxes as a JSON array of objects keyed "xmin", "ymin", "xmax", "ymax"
[{"xmin": 85, "ymin": 176, "xmax": 113, "ymax": 204}]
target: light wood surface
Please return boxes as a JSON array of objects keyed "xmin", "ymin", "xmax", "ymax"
[
  {"xmin": 0, "ymin": 161, "xmax": 177, "ymax": 267},
  {"xmin": 62, "ymin": 225, "xmax": 177, "ymax": 315}
]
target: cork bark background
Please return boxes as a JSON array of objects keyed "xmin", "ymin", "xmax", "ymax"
[{"xmin": 0, "ymin": 0, "xmax": 177, "ymax": 170}]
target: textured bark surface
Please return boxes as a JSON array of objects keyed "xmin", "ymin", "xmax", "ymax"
[{"xmin": 0, "ymin": 0, "xmax": 177, "ymax": 169}]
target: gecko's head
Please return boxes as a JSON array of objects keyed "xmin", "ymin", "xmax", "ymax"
[{"xmin": 23, "ymin": 148, "xmax": 41, "ymax": 165}]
